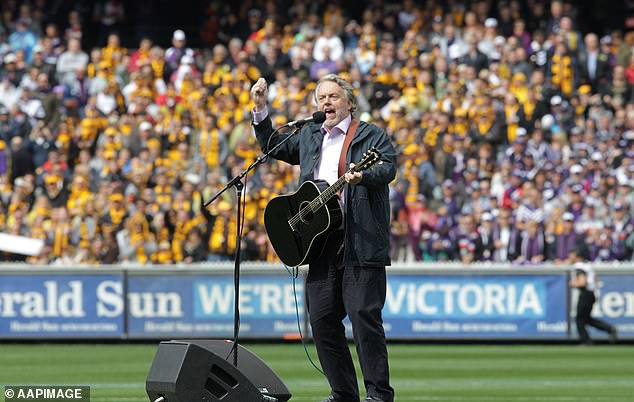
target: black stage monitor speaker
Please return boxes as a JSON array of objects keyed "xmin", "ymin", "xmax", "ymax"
[{"xmin": 146, "ymin": 340, "xmax": 291, "ymax": 402}]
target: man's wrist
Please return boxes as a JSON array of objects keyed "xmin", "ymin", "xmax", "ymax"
[{"xmin": 252, "ymin": 105, "xmax": 269, "ymax": 125}]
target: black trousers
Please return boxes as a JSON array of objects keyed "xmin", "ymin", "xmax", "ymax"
[
  {"xmin": 306, "ymin": 230, "xmax": 394, "ymax": 402},
  {"xmin": 576, "ymin": 289, "xmax": 613, "ymax": 343}
]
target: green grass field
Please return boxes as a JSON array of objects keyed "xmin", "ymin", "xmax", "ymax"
[{"xmin": 1, "ymin": 343, "xmax": 633, "ymax": 402}]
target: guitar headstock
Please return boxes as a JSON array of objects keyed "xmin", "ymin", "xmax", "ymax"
[{"xmin": 351, "ymin": 147, "xmax": 382, "ymax": 173}]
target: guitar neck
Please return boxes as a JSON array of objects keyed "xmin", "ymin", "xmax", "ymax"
[{"xmin": 309, "ymin": 175, "xmax": 348, "ymax": 212}]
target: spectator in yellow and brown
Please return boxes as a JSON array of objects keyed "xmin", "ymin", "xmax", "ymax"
[
  {"xmin": 70, "ymin": 196, "xmax": 100, "ymax": 249},
  {"xmin": 96, "ymin": 148, "xmax": 120, "ymax": 182},
  {"xmin": 66, "ymin": 174, "xmax": 93, "ymax": 216},
  {"xmin": 41, "ymin": 173, "xmax": 68, "ymax": 208},
  {"xmin": 153, "ymin": 239, "xmax": 174, "ymax": 264},
  {"xmin": 117, "ymin": 211, "xmax": 157, "ymax": 264},
  {"xmin": 92, "ymin": 228, "xmax": 119, "ymax": 264},
  {"xmin": 182, "ymin": 226, "xmax": 209, "ymax": 263},
  {"xmin": 8, "ymin": 174, "xmax": 34, "ymax": 213},
  {"xmin": 78, "ymin": 105, "xmax": 108, "ymax": 144},
  {"xmin": 152, "ymin": 170, "xmax": 172, "ymax": 211},
  {"xmin": 164, "ymin": 208, "xmax": 198, "ymax": 263},
  {"xmin": 101, "ymin": 33, "xmax": 126, "ymax": 68},
  {"xmin": 468, "ymin": 101, "xmax": 504, "ymax": 151},
  {"xmin": 503, "ymin": 92, "xmax": 523, "ymax": 143},
  {"xmin": 548, "ymin": 36, "xmax": 576, "ymax": 98},
  {"xmin": 194, "ymin": 112, "xmax": 228, "ymax": 173},
  {"xmin": 47, "ymin": 206, "xmax": 73, "ymax": 260},
  {"xmin": 100, "ymin": 192, "xmax": 127, "ymax": 234},
  {"xmin": 155, "ymin": 139, "xmax": 184, "ymax": 180},
  {"xmin": 202, "ymin": 199, "xmax": 235, "ymax": 262},
  {"xmin": 248, "ymin": 170, "xmax": 280, "ymax": 227}
]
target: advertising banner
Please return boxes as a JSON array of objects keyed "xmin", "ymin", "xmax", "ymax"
[
  {"xmin": 382, "ymin": 274, "xmax": 568, "ymax": 339},
  {"xmin": 0, "ymin": 274, "xmax": 124, "ymax": 338},
  {"xmin": 126, "ymin": 273, "xmax": 304, "ymax": 338},
  {"xmin": 570, "ymin": 274, "xmax": 634, "ymax": 340}
]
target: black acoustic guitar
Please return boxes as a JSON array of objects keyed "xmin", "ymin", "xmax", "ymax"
[{"xmin": 264, "ymin": 148, "xmax": 382, "ymax": 266}]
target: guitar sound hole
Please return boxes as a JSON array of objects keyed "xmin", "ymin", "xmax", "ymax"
[{"xmin": 299, "ymin": 201, "xmax": 314, "ymax": 224}]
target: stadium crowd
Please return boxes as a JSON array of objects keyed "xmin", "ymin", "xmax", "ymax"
[{"xmin": 0, "ymin": 0, "xmax": 632, "ymax": 265}]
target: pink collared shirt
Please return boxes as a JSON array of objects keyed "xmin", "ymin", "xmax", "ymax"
[{"xmin": 315, "ymin": 114, "xmax": 351, "ymax": 186}]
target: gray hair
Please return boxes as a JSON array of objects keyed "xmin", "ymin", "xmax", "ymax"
[{"xmin": 314, "ymin": 74, "xmax": 357, "ymax": 115}]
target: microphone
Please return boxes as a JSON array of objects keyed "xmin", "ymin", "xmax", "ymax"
[{"xmin": 285, "ymin": 111, "xmax": 326, "ymax": 127}]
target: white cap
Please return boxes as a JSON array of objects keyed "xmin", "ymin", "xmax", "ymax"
[
  {"xmin": 481, "ymin": 212, "xmax": 493, "ymax": 222},
  {"xmin": 485, "ymin": 18, "xmax": 498, "ymax": 28},
  {"xmin": 574, "ymin": 262, "xmax": 590, "ymax": 272},
  {"xmin": 562, "ymin": 212, "xmax": 575, "ymax": 221},
  {"xmin": 4, "ymin": 53, "xmax": 16, "ymax": 63},
  {"xmin": 541, "ymin": 114, "xmax": 555, "ymax": 130},
  {"xmin": 591, "ymin": 151, "xmax": 602, "ymax": 161},
  {"xmin": 493, "ymin": 35, "xmax": 505, "ymax": 46},
  {"xmin": 550, "ymin": 95, "xmax": 563, "ymax": 106},
  {"xmin": 173, "ymin": 29, "xmax": 186, "ymax": 41},
  {"xmin": 183, "ymin": 173, "xmax": 200, "ymax": 185},
  {"xmin": 181, "ymin": 54, "xmax": 194, "ymax": 65},
  {"xmin": 570, "ymin": 164, "xmax": 583, "ymax": 174},
  {"xmin": 139, "ymin": 121, "xmax": 152, "ymax": 131},
  {"xmin": 516, "ymin": 127, "xmax": 527, "ymax": 137}
]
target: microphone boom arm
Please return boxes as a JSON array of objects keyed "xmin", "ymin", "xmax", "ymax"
[{"xmin": 203, "ymin": 123, "xmax": 301, "ymax": 206}]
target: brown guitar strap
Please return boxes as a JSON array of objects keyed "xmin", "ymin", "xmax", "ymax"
[{"xmin": 338, "ymin": 119, "xmax": 360, "ymax": 178}]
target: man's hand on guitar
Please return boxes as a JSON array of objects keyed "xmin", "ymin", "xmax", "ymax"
[
  {"xmin": 345, "ymin": 163, "xmax": 363, "ymax": 184},
  {"xmin": 250, "ymin": 77, "xmax": 268, "ymax": 111}
]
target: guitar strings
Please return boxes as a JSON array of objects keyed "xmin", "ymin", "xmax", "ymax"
[{"xmin": 288, "ymin": 152, "xmax": 378, "ymax": 227}]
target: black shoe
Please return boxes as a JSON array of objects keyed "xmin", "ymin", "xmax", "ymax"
[
  {"xmin": 609, "ymin": 327, "xmax": 618, "ymax": 344},
  {"xmin": 579, "ymin": 340, "xmax": 593, "ymax": 346},
  {"xmin": 321, "ymin": 395, "xmax": 358, "ymax": 402}
]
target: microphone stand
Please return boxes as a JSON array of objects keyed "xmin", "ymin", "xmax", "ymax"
[{"xmin": 203, "ymin": 122, "xmax": 302, "ymax": 367}]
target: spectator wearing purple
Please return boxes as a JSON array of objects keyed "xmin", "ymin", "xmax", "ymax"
[
  {"xmin": 504, "ymin": 136, "xmax": 527, "ymax": 168},
  {"xmin": 516, "ymin": 181, "xmax": 545, "ymax": 225},
  {"xmin": 554, "ymin": 212, "xmax": 588, "ymax": 264},
  {"xmin": 567, "ymin": 183, "xmax": 586, "ymax": 219},
  {"xmin": 164, "ymin": 29, "xmax": 194, "ymax": 76},
  {"xmin": 513, "ymin": 217, "xmax": 546, "ymax": 264},
  {"xmin": 429, "ymin": 205, "xmax": 455, "ymax": 261},
  {"xmin": 440, "ymin": 179, "xmax": 460, "ymax": 218},
  {"xmin": 526, "ymin": 127, "xmax": 554, "ymax": 164},
  {"xmin": 611, "ymin": 202, "xmax": 634, "ymax": 260},
  {"xmin": 309, "ymin": 45, "xmax": 338, "ymax": 80},
  {"xmin": 450, "ymin": 213, "xmax": 483, "ymax": 262},
  {"xmin": 590, "ymin": 226, "xmax": 620, "ymax": 262}
]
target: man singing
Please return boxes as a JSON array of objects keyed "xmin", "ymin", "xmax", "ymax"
[{"xmin": 251, "ymin": 74, "xmax": 396, "ymax": 402}]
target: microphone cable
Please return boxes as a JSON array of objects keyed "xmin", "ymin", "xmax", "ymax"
[{"xmin": 283, "ymin": 263, "xmax": 325, "ymax": 376}]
